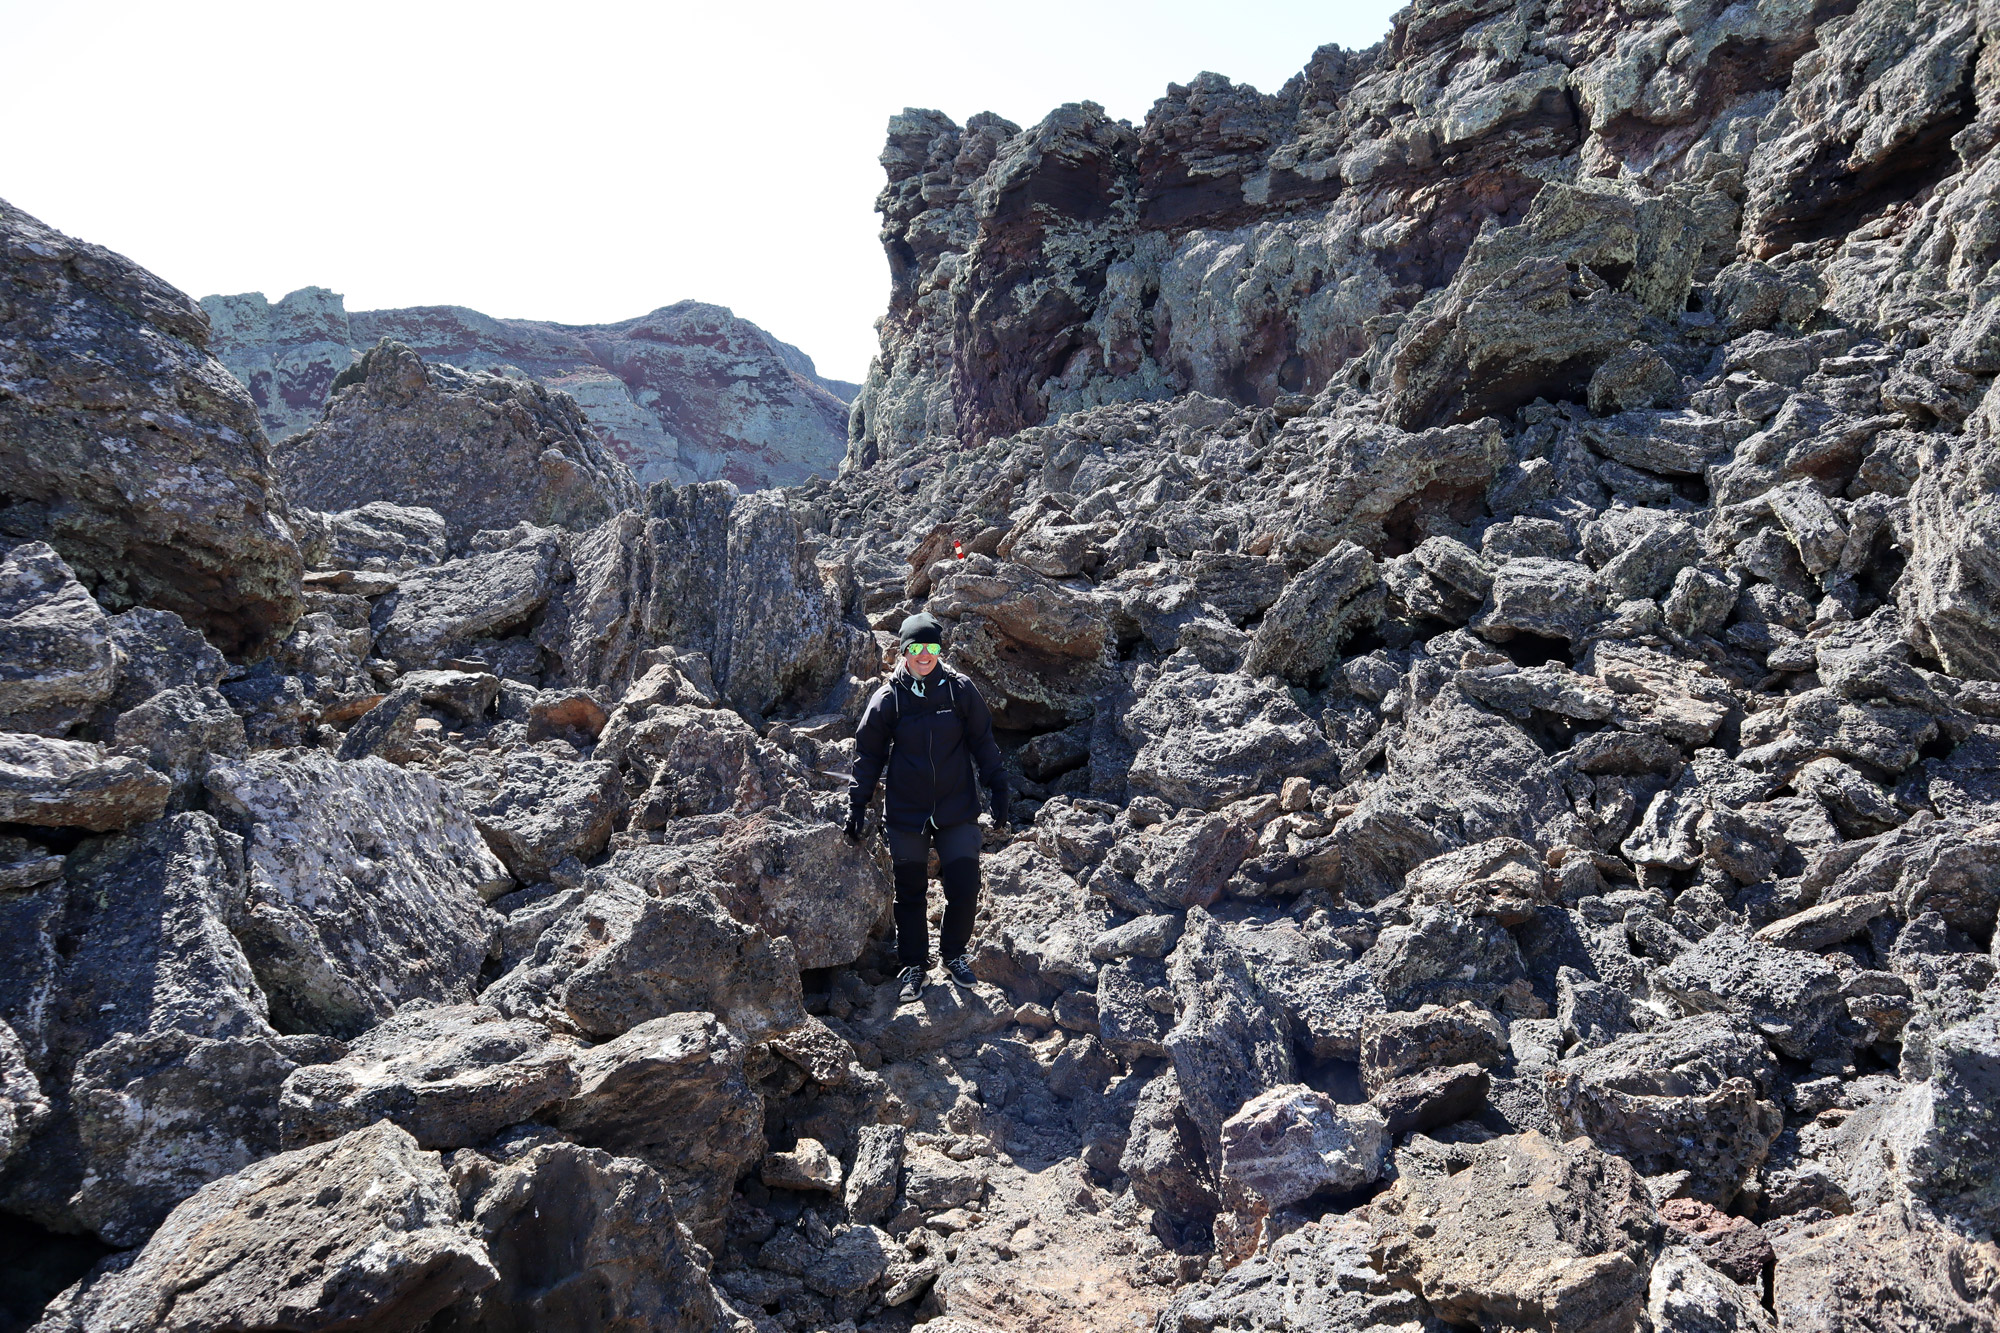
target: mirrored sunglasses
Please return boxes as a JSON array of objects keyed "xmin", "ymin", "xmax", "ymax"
[{"xmin": 903, "ymin": 642, "xmax": 943, "ymax": 656}]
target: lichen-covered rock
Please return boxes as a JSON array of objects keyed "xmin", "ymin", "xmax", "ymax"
[
  {"xmin": 0, "ymin": 813, "xmax": 280, "ymax": 1233},
  {"xmin": 0, "ymin": 542, "xmax": 116, "ymax": 737},
  {"xmin": 1646, "ymin": 1246, "xmax": 1775, "ymax": 1333},
  {"xmin": 204, "ymin": 750, "xmax": 509, "ymax": 1037},
  {"xmin": 1120, "ymin": 1066, "xmax": 1222, "ymax": 1222},
  {"xmin": 1155, "ymin": 1215, "xmax": 1444, "ymax": 1333},
  {"xmin": 278, "ymin": 1004, "xmax": 577, "ymax": 1151},
  {"xmin": 1165, "ymin": 908, "xmax": 1296, "ymax": 1170},
  {"xmin": 110, "ymin": 684, "xmax": 247, "ymax": 810},
  {"xmin": 483, "ymin": 879, "xmax": 804, "ymax": 1043},
  {"xmin": 276, "ymin": 339, "xmax": 639, "ymax": 549},
  {"xmin": 1370, "ymin": 1131, "xmax": 1659, "ymax": 1333},
  {"xmin": 1653, "ymin": 928, "xmax": 1843, "ymax": 1059},
  {"xmin": 30, "ymin": 1121, "xmax": 496, "ymax": 1333},
  {"xmin": 0, "ymin": 198, "xmax": 301, "ymax": 656},
  {"xmin": 1547, "ymin": 1014, "xmax": 1784, "ymax": 1207},
  {"xmin": 68, "ymin": 1029, "xmax": 305, "ymax": 1247},
  {"xmin": 0, "ymin": 1018, "xmax": 49, "ymax": 1172},
  {"xmin": 302, "ymin": 500, "xmax": 449, "ymax": 572},
  {"xmin": 603, "ymin": 811, "xmax": 889, "ymax": 972},
  {"xmin": 924, "ymin": 552, "xmax": 1110, "ymax": 728},
  {"xmin": 539, "ymin": 482, "xmax": 858, "ymax": 714},
  {"xmin": 1358, "ymin": 1002, "xmax": 1508, "ymax": 1094},
  {"xmin": 0, "ymin": 733, "xmax": 171, "ymax": 831},
  {"xmin": 1768, "ymin": 1203, "xmax": 2000, "ymax": 1333}
]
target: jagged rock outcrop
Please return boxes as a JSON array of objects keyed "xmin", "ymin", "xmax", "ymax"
[
  {"xmin": 204, "ymin": 289, "xmax": 855, "ymax": 488},
  {"xmin": 30, "ymin": 1121, "xmax": 498, "ymax": 1333},
  {"xmin": 277, "ymin": 340, "xmax": 640, "ymax": 548},
  {"xmin": 1, "ymin": 200, "xmax": 302, "ymax": 655},
  {"xmin": 204, "ymin": 750, "xmax": 510, "ymax": 1038}
]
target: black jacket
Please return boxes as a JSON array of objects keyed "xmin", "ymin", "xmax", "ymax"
[{"xmin": 849, "ymin": 664, "xmax": 1007, "ymax": 832}]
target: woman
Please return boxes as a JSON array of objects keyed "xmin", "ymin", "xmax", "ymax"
[{"xmin": 845, "ymin": 612, "xmax": 1008, "ymax": 1002}]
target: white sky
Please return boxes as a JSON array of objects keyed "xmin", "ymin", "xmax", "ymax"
[{"xmin": 3, "ymin": 0, "xmax": 1405, "ymax": 384}]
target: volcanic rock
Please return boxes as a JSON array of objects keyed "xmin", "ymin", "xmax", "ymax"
[
  {"xmin": 553, "ymin": 1011, "xmax": 763, "ymax": 1248},
  {"xmin": 278, "ymin": 1004, "xmax": 578, "ymax": 1151},
  {"xmin": 0, "ymin": 199, "xmax": 302, "ymax": 655},
  {"xmin": 433, "ymin": 1142, "xmax": 730, "ymax": 1333},
  {"xmin": 1370, "ymin": 1131, "xmax": 1659, "ymax": 1333},
  {"xmin": 276, "ymin": 339, "xmax": 639, "ymax": 548},
  {"xmin": 204, "ymin": 750, "xmax": 509, "ymax": 1037},
  {"xmin": 31, "ymin": 1120, "xmax": 495, "ymax": 1333}
]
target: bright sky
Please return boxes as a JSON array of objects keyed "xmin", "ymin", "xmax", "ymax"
[{"xmin": 3, "ymin": 0, "xmax": 1405, "ymax": 384}]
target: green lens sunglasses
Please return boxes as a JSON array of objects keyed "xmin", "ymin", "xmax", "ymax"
[{"xmin": 903, "ymin": 642, "xmax": 942, "ymax": 655}]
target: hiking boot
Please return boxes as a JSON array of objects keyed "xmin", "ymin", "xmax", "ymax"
[
  {"xmin": 897, "ymin": 966, "xmax": 925, "ymax": 1003},
  {"xmin": 944, "ymin": 954, "xmax": 976, "ymax": 988}
]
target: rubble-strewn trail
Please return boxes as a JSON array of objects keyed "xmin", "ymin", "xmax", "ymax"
[{"xmin": 7, "ymin": 0, "xmax": 2000, "ymax": 1328}]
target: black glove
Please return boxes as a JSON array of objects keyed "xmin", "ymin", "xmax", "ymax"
[{"xmin": 842, "ymin": 808, "xmax": 866, "ymax": 844}]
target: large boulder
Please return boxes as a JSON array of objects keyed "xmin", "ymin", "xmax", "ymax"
[
  {"xmin": 0, "ymin": 543, "xmax": 116, "ymax": 736},
  {"xmin": 1904, "ymin": 428, "xmax": 2000, "ymax": 680},
  {"xmin": 1546, "ymin": 1014, "xmax": 1784, "ymax": 1207},
  {"xmin": 440, "ymin": 751, "xmax": 624, "ymax": 883},
  {"xmin": 278, "ymin": 1004, "xmax": 578, "ymax": 1151},
  {"xmin": 1241, "ymin": 542, "xmax": 1384, "ymax": 684},
  {"xmin": 276, "ymin": 339, "xmax": 640, "ymax": 548},
  {"xmin": 110, "ymin": 685, "xmax": 247, "ymax": 811},
  {"xmin": 205, "ymin": 750, "xmax": 509, "ymax": 1037},
  {"xmin": 370, "ymin": 529, "xmax": 566, "ymax": 672},
  {"xmin": 553, "ymin": 1011, "xmax": 764, "ymax": 1249},
  {"xmin": 0, "ymin": 198, "xmax": 301, "ymax": 655},
  {"xmin": 1769, "ymin": 1203, "xmax": 2000, "ymax": 1332},
  {"xmin": 1125, "ymin": 661, "xmax": 1336, "ymax": 809},
  {"xmin": 0, "ymin": 733, "xmax": 170, "ymax": 831},
  {"xmin": 30, "ymin": 1121, "xmax": 497, "ymax": 1333},
  {"xmin": 432, "ymin": 1142, "xmax": 731, "ymax": 1333},
  {"xmin": 539, "ymin": 483, "xmax": 858, "ymax": 714},
  {"xmin": 1118, "ymin": 1066, "xmax": 1222, "ymax": 1222},
  {"xmin": 482, "ymin": 879, "xmax": 805, "ymax": 1043},
  {"xmin": 67, "ymin": 1029, "xmax": 307, "ymax": 1247},
  {"xmin": 1370, "ymin": 1131, "xmax": 1659, "ymax": 1333},
  {"xmin": 1218, "ymin": 1084, "xmax": 1388, "ymax": 1214},
  {"xmin": 1385, "ymin": 183, "xmax": 1664, "ymax": 430},
  {"xmin": 602, "ymin": 811, "xmax": 890, "ymax": 971},
  {"xmin": 0, "ymin": 813, "xmax": 288, "ymax": 1234},
  {"xmin": 1653, "ymin": 927, "xmax": 1843, "ymax": 1058},
  {"xmin": 1165, "ymin": 908, "xmax": 1297, "ymax": 1170}
]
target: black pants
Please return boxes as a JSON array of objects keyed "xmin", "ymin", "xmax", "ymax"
[{"xmin": 887, "ymin": 822, "xmax": 981, "ymax": 968}]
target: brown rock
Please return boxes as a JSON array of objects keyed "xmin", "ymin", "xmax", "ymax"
[{"xmin": 1371, "ymin": 1131, "xmax": 1658, "ymax": 1333}]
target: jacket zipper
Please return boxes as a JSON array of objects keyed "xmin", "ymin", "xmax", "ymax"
[{"xmin": 927, "ymin": 680, "xmax": 939, "ymax": 828}]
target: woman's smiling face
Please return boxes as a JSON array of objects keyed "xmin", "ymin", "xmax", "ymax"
[{"xmin": 906, "ymin": 643, "xmax": 940, "ymax": 676}]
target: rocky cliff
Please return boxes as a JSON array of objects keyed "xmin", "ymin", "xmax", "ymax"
[
  {"xmin": 848, "ymin": 0, "xmax": 1980, "ymax": 465},
  {"xmin": 204, "ymin": 289, "xmax": 857, "ymax": 489},
  {"xmin": 8, "ymin": 0, "xmax": 2000, "ymax": 1329}
]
